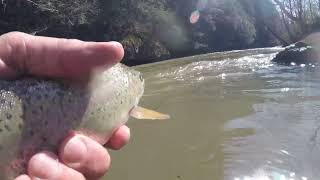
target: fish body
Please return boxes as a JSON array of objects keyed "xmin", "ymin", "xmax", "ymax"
[{"xmin": 0, "ymin": 63, "xmax": 144, "ymax": 179}]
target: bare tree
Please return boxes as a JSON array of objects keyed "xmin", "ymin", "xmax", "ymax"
[{"xmin": 273, "ymin": 0, "xmax": 320, "ymax": 41}]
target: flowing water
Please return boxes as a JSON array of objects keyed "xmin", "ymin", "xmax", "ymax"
[{"xmin": 105, "ymin": 47, "xmax": 320, "ymax": 180}]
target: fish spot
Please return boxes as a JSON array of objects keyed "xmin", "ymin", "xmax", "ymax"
[
  {"xmin": 18, "ymin": 123, "xmax": 23, "ymax": 130},
  {"xmin": 57, "ymin": 91, "xmax": 64, "ymax": 97},
  {"xmin": 25, "ymin": 97, "xmax": 31, "ymax": 105},
  {"xmin": 4, "ymin": 124, "xmax": 11, "ymax": 131},
  {"xmin": 36, "ymin": 94, "xmax": 42, "ymax": 100},
  {"xmin": 0, "ymin": 128, "xmax": 3, "ymax": 132},
  {"xmin": 29, "ymin": 130, "xmax": 35, "ymax": 136},
  {"xmin": 8, "ymin": 102, "xmax": 12, "ymax": 108},
  {"xmin": 5, "ymin": 113, "xmax": 12, "ymax": 120},
  {"xmin": 41, "ymin": 137, "xmax": 47, "ymax": 142},
  {"xmin": 31, "ymin": 110, "xmax": 37, "ymax": 115}
]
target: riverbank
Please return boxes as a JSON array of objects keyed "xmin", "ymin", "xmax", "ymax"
[
  {"xmin": 272, "ymin": 32, "xmax": 320, "ymax": 65},
  {"xmin": 0, "ymin": 0, "xmax": 285, "ymax": 66}
]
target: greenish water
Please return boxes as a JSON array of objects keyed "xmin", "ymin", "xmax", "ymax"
[{"xmin": 105, "ymin": 47, "xmax": 320, "ymax": 180}]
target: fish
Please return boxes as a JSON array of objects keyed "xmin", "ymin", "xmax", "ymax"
[{"xmin": 0, "ymin": 63, "xmax": 169, "ymax": 179}]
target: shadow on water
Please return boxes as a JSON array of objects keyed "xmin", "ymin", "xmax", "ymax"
[{"xmin": 105, "ymin": 47, "xmax": 320, "ymax": 180}]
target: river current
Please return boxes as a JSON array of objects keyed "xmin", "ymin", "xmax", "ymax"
[{"xmin": 105, "ymin": 47, "xmax": 320, "ymax": 180}]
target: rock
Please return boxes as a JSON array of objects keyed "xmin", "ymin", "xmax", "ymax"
[
  {"xmin": 272, "ymin": 42, "xmax": 319, "ymax": 65},
  {"xmin": 143, "ymin": 40, "xmax": 171, "ymax": 61},
  {"xmin": 120, "ymin": 35, "xmax": 144, "ymax": 61},
  {"xmin": 121, "ymin": 35, "xmax": 171, "ymax": 66}
]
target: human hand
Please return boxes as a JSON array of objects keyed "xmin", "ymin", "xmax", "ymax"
[{"xmin": 0, "ymin": 32, "xmax": 130, "ymax": 180}]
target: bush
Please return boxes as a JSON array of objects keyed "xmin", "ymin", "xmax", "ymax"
[{"xmin": 0, "ymin": 0, "xmax": 99, "ymax": 34}]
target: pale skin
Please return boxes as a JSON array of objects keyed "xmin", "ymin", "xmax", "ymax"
[{"xmin": 0, "ymin": 32, "xmax": 130, "ymax": 180}]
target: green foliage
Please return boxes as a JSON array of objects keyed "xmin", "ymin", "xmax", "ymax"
[
  {"xmin": 228, "ymin": 0, "xmax": 256, "ymax": 45},
  {"xmin": 32, "ymin": 0, "xmax": 99, "ymax": 25},
  {"xmin": 0, "ymin": 0, "xmax": 291, "ymax": 64},
  {"xmin": 0, "ymin": 0, "xmax": 99, "ymax": 34},
  {"xmin": 239, "ymin": 0, "xmax": 286, "ymax": 46},
  {"xmin": 192, "ymin": 0, "xmax": 257, "ymax": 50},
  {"xmin": 236, "ymin": 15, "xmax": 256, "ymax": 45},
  {"xmin": 120, "ymin": 35, "xmax": 144, "ymax": 60},
  {"xmin": 98, "ymin": 0, "xmax": 190, "ymax": 54}
]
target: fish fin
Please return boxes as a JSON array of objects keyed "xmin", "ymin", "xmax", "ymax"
[{"xmin": 130, "ymin": 106, "xmax": 170, "ymax": 120}]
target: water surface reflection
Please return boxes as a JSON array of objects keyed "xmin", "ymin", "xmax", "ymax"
[{"xmin": 105, "ymin": 48, "xmax": 320, "ymax": 180}]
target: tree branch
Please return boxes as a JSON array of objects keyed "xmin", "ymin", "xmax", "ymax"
[
  {"xmin": 25, "ymin": 0, "xmax": 59, "ymax": 13},
  {"xmin": 274, "ymin": 0, "xmax": 299, "ymax": 21}
]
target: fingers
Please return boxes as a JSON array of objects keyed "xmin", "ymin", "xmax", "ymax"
[
  {"xmin": 14, "ymin": 175, "xmax": 31, "ymax": 180},
  {"xmin": 105, "ymin": 125, "xmax": 131, "ymax": 150},
  {"xmin": 28, "ymin": 151, "xmax": 85, "ymax": 180},
  {"xmin": 58, "ymin": 125, "xmax": 130, "ymax": 179},
  {"xmin": 59, "ymin": 134, "xmax": 110, "ymax": 179},
  {"xmin": 0, "ymin": 32, "xmax": 124, "ymax": 79},
  {"xmin": 17, "ymin": 125, "xmax": 130, "ymax": 179}
]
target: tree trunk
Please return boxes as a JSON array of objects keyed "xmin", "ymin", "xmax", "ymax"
[
  {"xmin": 274, "ymin": 0, "xmax": 299, "ymax": 21},
  {"xmin": 281, "ymin": 11, "xmax": 295, "ymax": 42},
  {"xmin": 309, "ymin": 0, "xmax": 314, "ymax": 22},
  {"xmin": 274, "ymin": 0, "xmax": 307, "ymax": 35},
  {"xmin": 253, "ymin": 0, "xmax": 289, "ymax": 46},
  {"xmin": 297, "ymin": 0, "xmax": 303, "ymax": 20},
  {"xmin": 264, "ymin": 21, "xmax": 290, "ymax": 46},
  {"xmin": 289, "ymin": 0, "xmax": 294, "ymax": 18}
]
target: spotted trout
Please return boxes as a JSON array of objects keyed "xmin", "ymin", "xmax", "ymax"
[{"xmin": 0, "ymin": 63, "xmax": 169, "ymax": 179}]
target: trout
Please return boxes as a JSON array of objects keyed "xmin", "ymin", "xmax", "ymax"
[{"xmin": 0, "ymin": 63, "xmax": 169, "ymax": 179}]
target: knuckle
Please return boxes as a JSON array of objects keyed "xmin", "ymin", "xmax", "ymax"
[{"xmin": 2, "ymin": 31, "xmax": 27, "ymax": 40}]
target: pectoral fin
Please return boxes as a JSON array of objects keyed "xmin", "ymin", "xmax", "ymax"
[{"xmin": 130, "ymin": 106, "xmax": 170, "ymax": 120}]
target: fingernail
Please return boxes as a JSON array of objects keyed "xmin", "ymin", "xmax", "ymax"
[
  {"xmin": 110, "ymin": 41, "xmax": 123, "ymax": 49},
  {"xmin": 30, "ymin": 152, "xmax": 61, "ymax": 179},
  {"xmin": 62, "ymin": 136, "xmax": 87, "ymax": 166}
]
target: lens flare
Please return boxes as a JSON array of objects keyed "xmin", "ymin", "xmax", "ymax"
[{"xmin": 190, "ymin": 10, "xmax": 200, "ymax": 24}]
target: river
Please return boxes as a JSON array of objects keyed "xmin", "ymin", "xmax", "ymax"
[{"xmin": 105, "ymin": 47, "xmax": 320, "ymax": 180}]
